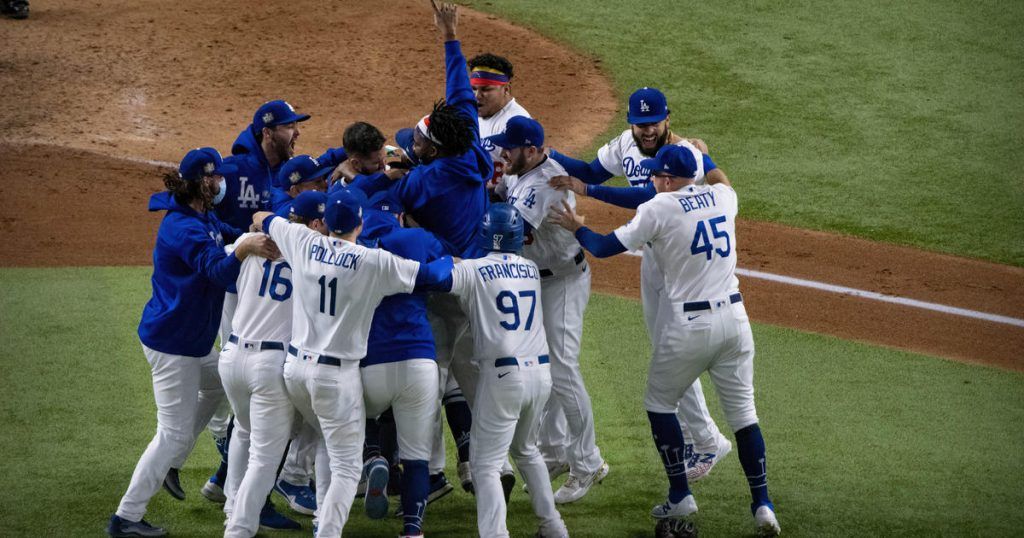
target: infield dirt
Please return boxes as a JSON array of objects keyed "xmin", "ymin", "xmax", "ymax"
[{"xmin": 1, "ymin": 0, "xmax": 1021, "ymax": 370}]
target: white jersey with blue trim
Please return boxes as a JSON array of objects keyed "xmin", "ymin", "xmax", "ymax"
[
  {"xmin": 504, "ymin": 157, "xmax": 580, "ymax": 275},
  {"xmin": 614, "ymin": 183, "xmax": 739, "ymax": 303},
  {"xmin": 266, "ymin": 218, "xmax": 420, "ymax": 360},
  {"xmin": 479, "ymin": 98, "xmax": 531, "ymax": 183},
  {"xmin": 597, "ymin": 131, "xmax": 706, "ymax": 187},
  {"xmin": 225, "ymin": 232, "xmax": 293, "ymax": 343},
  {"xmin": 450, "ymin": 252, "xmax": 549, "ymax": 362}
]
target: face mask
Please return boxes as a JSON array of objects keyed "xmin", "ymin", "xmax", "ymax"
[{"xmin": 212, "ymin": 177, "xmax": 227, "ymax": 205}]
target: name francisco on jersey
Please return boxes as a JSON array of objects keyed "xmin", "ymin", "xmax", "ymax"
[
  {"xmin": 309, "ymin": 243, "xmax": 361, "ymax": 269},
  {"xmin": 476, "ymin": 260, "xmax": 540, "ymax": 283}
]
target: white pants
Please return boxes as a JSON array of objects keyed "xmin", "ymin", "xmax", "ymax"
[
  {"xmin": 641, "ymin": 253, "xmax": 724, "ymax": 451},
  {"xmin": 471, "ymin": 358, "xmax": 566, "ymax": 538},
  {"xmin": 116, "ymin": 345, "xmax": 225, "ymax": 522},
  {"xmin": 428, "ymin": 293, "xmax": 481, "ymax": 474},
  {"xmin": 283, "ymin": 349, "xmax": 364, "ymax": 538},
  {"xmin": 280, "ymin": 420, "xmax": 318, "ymax": 486},
  {"xmin": 220, "ymin": 340, "xmax": 295, "ymax": 538},
  {"xmin": 205, "ymin": 291, "xmax": 241, "ymax": 443},
  {"xmin": 537, "ymin": 267, "xmax": 604, "ymax": 477},
  {"xmin": 644, "ymin": 298, "xmax": 759, "ymax": 433},
  {"xmin": 361, "ymin": 359, "xmax": 440, "ymax": 462}
]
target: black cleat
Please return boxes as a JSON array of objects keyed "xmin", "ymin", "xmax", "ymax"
[
  {"xmin": 162, "ymin": 468, "xmax": 185, "ymax": 501},
  {"xmin": 2, "ymin": 0, "xmax": 29, "ymax": 19}
]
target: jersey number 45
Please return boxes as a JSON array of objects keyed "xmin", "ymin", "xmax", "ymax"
[{"xmin": 690, "ymin": 215, "xmax": 731, "ymax": 260}]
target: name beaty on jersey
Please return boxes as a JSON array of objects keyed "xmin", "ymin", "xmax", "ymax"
[{"xmin": 679, "ymin": 191, "xmax": 717, "ymax": 213}]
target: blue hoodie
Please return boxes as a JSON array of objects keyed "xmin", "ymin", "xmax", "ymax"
[
  {"xmin": 139, "ymin": 192, "xmax": 243, "ymax": 357},
  {"xmin": 358, "ymin": 209, "xmax": 447, "ymax": 367},
  {"xmin": 214, "ymin": 126, "xmax": 276, "ymax": 235},
  {"xmin": 352, "ymin": 40, "xmax": 492, "ymax": 257}
]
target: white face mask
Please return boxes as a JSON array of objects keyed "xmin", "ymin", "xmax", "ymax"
[{"xmin": 212, "ymin": 177, "xmax": 227, "ymax": 205}]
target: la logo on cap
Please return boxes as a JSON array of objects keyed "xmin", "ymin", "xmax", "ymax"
[
  {"xmin": 317, "ymin": 203, "xmax": 325, "ymax": 213},
  {"xmin": 204, "ymin": 162, "xmax": 215, "ymax": 174},
  {"xmin": 262, "ymin": 112, "xmax": 274, "ymax": 123},
  {"xmin": 290, "ymin": 171, "xmax": 302, "ymax": 184},
  {"xmin": 640, "ymin": 100, "xmax": 650, "ymax": 113}
]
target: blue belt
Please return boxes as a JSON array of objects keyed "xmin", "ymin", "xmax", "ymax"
[
  {"xmin": 682, "ymin": 292, "xmax": 742, "ymax": 313},
  {"xmin": 228, "ymin": 334, "xmax": 284, "ymax": 351},
  {"xmin": 288, "ymin": 345, "xmax": 343, "ymax": 367},
  {"xmin": 539, "ymin": 250, "xmax": 585, "ymax": 278},
  {"xmin": 494, "ymin": 355, "xmax": 550, "ymax": 368}
]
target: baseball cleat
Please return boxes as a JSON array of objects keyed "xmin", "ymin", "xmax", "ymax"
[
  {"xmin": 654, "ymin": 517, "xmax": 698, "ymax": 538},
  {"xmin": 364, "ymin": 456, "xmax": 391, "ymax": 519},
  {"xmin": 753, "ymin": 503, "xmax": 781, "ymax": 536},
  {"xmin": 428, "ymin": 471, "xmax": 455, "ymax": 503},
  {"xmin": 259, "ymin": 500, "xmax": 301, "ymax": 531},
  {"xmin": 651, "ymin": 494, "xmax": 698, "ymax": 519},
  {"xmin": 107, "ymin": 514, "xmax": 168, "ymax": 537},
  {"xmin": 546, "ymin": 460, "xmax": 570, "ymax": 481},
  {"xmin": 201, "ymin": 478, "xmax": 226, "ymax": 503},
  {"xmin": 687, "ymin": 435, "xmax": 732, "ymax": 482},
  {"xmin": 162, "ymin": 468, "xmax": 185, "ymax": 501},
  {"xmin": 275, "ymin": 479, "xmax": 316, "ymax": 516},
  {"xmin": 457, "ymin": 461, "xmax": 474, "ymax": 494},
  {"xmin": 501, "ymin": 470, "xmax": 516, "ymax": 504},
  {"xmin": 553, "ymin": 461, "xmax": 608, "ymax": 504}
]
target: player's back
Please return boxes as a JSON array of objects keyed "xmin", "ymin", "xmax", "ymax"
[
  {"xmin": 450, "ymin": 252, "xmax": 548, "ymax": 361},
  {"xmin": 229, "ymin": 233, "xmax": 293, "ymax": 343},
  {"xmin": 505, "ymin": 157, "xmax": 580, "ymax": 276},
  {"xmin": 266, "ymin": 218, "xmax": 419, "ymax": 360},
  {"xmin": 645, "ymin": 183, "xmax": 740, "ymax": 303}
]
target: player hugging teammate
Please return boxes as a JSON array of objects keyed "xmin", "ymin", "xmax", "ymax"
[{"xmin": 107, "ymin": 1, "xmax": 780, "ymax": 537}]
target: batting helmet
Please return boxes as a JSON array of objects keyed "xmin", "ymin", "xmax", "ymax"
[{"xmin": 478, "ymin": 203, "xmax": 524, "ymax": 253}]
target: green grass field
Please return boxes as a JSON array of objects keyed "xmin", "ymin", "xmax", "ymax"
[
  {"xmin": 2, "ymin": 267, "xmax": 1022, "ymax": 537},
  {"xmin": 464, "ymin": 0, "xmax": 1024, "ymax": 266}
]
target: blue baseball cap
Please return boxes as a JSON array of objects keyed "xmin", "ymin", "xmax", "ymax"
[
  {"xmin": 640, "ymin": 144, "xmax": 699, "ymax": 179},
  {"xmin": 486, "ymin": 116, "xmax": 544, "ymax": 149},
  {"xmin": 325, "ymin": 188, "xmax": 364, "ymax": 235},
  {"xmin": 178, "ymin": 147, "xmax": 237, "ymax": 181},
  {"xmin": 278, "ymin": 155, "xmax": 331, "ymax": 188},
  {"xmin": 394, "ymin": 128, "xmax": 419, "ymax": 165},
  {"xmin": 627, "ymin": 87, "xmax": 669, "ymax": 125},
  {"xmin": 253, "ymin": 100, "xmax": 311, "ymax": 132},
  {"xmin": 367, "ymin": 191, "xmax": 404, "ymax": 214},
  {"xmin": 289, "ymin": 191, "xmax": 328, "ymax": 221}
]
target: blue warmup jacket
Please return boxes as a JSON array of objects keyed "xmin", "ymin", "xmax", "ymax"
[
  {"xmin": 269, "ymin": 188, "xmax": 294, "ymax": 216},
  {"xmin": 214, "ymin": 126, "xmax": 275, "ymax": 235},
  {"xmin": 358, "ymin": 209, "xmax": 447, "ymax": 367},
  {"xmin": 352, "ymin": 40, "xmax": 491, "ymax": 257},
  {"xmin": 139, "ymin": 192, "xmax": 242, "ymax": 357}
]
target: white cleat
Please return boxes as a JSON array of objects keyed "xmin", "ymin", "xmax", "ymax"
[
  {"xmin": 457, "ymin": 461, "xmax": 474, "ymax": 494},
  {"xmin": 754, "ymin": 504, "xmax": 781, "ymax": 536},
  {"xmin": 553, "ymin": 461, "xmax": 608, "ymax": 504},
  {"xmin": 201, "ymin": 480, "xmax": 226, "ymax": 503},
  {"xmin": 687, "ymin": 434, "xmax": 732, "ymax": 482},
  {"xmin": 651, "ymin": 494, "xmax": 698, "ymax": 519}
]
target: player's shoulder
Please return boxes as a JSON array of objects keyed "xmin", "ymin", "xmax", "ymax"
[
  {"xmin": 506, "ymin": 99, "xmax": 531, "ymax": 119},
  {"xmin": 610, "ymin": 129, "xmax": 634, "ymax": 148}
]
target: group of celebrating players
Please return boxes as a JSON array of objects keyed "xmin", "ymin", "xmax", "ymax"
[{"xmin": 106, "ymin": 2, "xmax": 780, "ymax": 537}]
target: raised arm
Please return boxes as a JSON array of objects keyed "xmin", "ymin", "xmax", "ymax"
[
  {"xmin": 547, "ymin": 200, "xmax": 627, "ymax": 258},
  {"xmin": 431, "ymin": 1, "xmax": 479, "ymax": 139},
  {"xmin": 549, "ymin": 149, "xmax": 614, "ymax": 184}
]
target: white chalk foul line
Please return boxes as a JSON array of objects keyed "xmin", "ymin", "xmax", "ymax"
[{"xmin": 736, "ymin": 268, "xmax": 1024, "ymax": 328}]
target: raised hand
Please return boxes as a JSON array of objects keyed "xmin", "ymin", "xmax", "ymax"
[
  {"xmin": 430, "ymin": 0, "xmax": 458, "ymax": 41},
  {"xmin": 549, "ymin": 175, "xmax": 588, "ymax": 197},
  {"xmin": 547, "ymin": 200, "xmax": 585, "ymax": 232}
]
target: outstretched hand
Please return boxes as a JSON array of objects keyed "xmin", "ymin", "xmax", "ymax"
[
  {"xmin": 430, "ymin": 0, "xmax": 458, "ymax": 41},
  {"xmin": 547, "ymin": 200, "xmax": 585, "ymax": 232},
  {"xmin": 549, "ymin": 175, "xmax": 588, "ymax": 197},
  {"xmin": 235, "ymin": 233, "xmax": 281, "ymax": 261}
]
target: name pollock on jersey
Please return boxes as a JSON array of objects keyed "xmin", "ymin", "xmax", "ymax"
[{"xmin": 309, "ymin": 244, "xmax": 361, "ymax": 269}]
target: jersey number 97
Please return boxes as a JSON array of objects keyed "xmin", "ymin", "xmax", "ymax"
[{"xmin": 496, "ymin": 289, "xmax": 537, "ymax": 331}]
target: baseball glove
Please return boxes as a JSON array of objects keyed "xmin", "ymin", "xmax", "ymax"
[{"xmin": 655, "ymin": 518, "xmax": 698, "ymax": 538}]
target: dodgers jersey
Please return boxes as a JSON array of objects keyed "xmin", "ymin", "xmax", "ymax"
[
  {"xmin": 614, "ymin": 183, "xmax": 740, "ymax": 303},
  {"xmin": 225, "ymin": 233, "xmax": 293, "ymax": 343},
  {"xmin": 505, "ymin": 157, "xmax": 581, "ymax": 275},
  {"xmin": 598, "ymin": 133, "xmax": 712, "ymax": 187},
  {"xmin": 479, "ymin": 98, "xmax": 531, "ymax": 183},
  {"xmin": 450, "ymin": 252, "xmax": 548, "ymax": 362},
  {"xmin": 265, "ymin": 217, "xmax": 420, "ymax": 360}
]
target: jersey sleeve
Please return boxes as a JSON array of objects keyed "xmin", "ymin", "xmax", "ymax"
[
  {"xmin": 266, "ymin": 216, "xmax": 315, "ymax": 265},
  {"xmin": 225, "ymin": 232, "xmax": 257, "ymax": 255},
  {"xmin": 375, "ymin": 248, "xmax": 421, "ymax": 296},
  {"xmin": 448, "ymin": 260, "xmax": 476, "ymax": 299},
  {"xmin": 613, "ymin": 198, "xmax": 661, "ymax": 251},
  {"xmin": 596, "ymin": 133, "xmax": 626, "ymax": 176}
]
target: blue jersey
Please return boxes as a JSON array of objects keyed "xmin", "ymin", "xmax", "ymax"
[
  {"xmin": 269, "ymin": 188, "xmax": 294, "ymax": 216},
  {"xmin": 214, "ymin": 126, "xmax": 275, "ymax": 235},
  {"xmin": 352, "ymin": 40, "xmax": 491, "ymax": 257},
  {"xmin": 359, "ymin": 209, "xmax": 446, "ymax": 367},
  {"xmin": 139, "ymin": 192, "xmax": 242, "ymax": 357}
]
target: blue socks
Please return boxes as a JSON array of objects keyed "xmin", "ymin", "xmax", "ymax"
[
  {"xmin": 443, "ymin": 397, "xmax": 473, "ymax": 463},
  {"xmin": 735, "ymin": 423, "xmax": 771, "ymax": 510},
  {"xmin": 647, "ymin": 411, "xmax": 691, "ymax": 503},
  {"xmin": 400, "ymin": 459, "xmax": 429, "ymax": 536}
]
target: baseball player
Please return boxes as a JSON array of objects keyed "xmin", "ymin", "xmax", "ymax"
[
  {"xmin": 548, "ymin": 87, "xmax": 732, "ymax": 481},
  {"xmin": 220, "ymin": 191, "xmax": 327, "ymax": 538},
  {"xmin": 470, "ymin": 52, "xmax": 532, "ymax": 185},
  {"xmin": 425, "ymin": 203, "xmax": 568, "ymax": 538},
  {"xmin": 487, "ymin": 116, "xmax": 608, "ymax": 504},
  {"xmin": 322, "ymin": 122, "xmax": 405, "ymax": 191},
  {"xmin": 549, "ymin": 144, "xmax": 781, "ymax": 536},
  {"xmin": 356, "ymin": 190, "xmax": 449, "ymax": 535},
  {"xmin": 107, "ymin": 148, "xmax": 277, "ymax": 538},
  {"xmin": 268, "ymin": 155, "xmax": 330, "ymax": 216},
  {"xmin": 250, "ymin": 188, "xmax": 455, "ymax": 538}
]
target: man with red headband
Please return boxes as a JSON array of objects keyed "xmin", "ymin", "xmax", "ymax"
[{"xmin": 470, "ymin": 53, "xmax": 532, "ymax": 187}]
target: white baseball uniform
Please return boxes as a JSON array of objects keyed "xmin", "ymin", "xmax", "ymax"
[
  {"xmin": 451, "ymin": 252, "xmax": 567, "ymax": 538},
  {"xmin": 219, "ymin": 233, "xmax": 295, "ymax": 538},
  {"xmin": 598, "ymin": 134, "xmax": 727, "ymax": 455},
  {"xmin": 480, "ymin": 98, "xmax": 532, "ymax": 185},
  {"xmin": 613, "ymin": 182, "xmax": 759, "ymax": 432},
  {"xmin": 265, "ymin": 217, "xmax": 420, "ymax": 538},
  {"xmin": 505, "ymin": 156, "xmax": 604, "ymax": 484}
]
